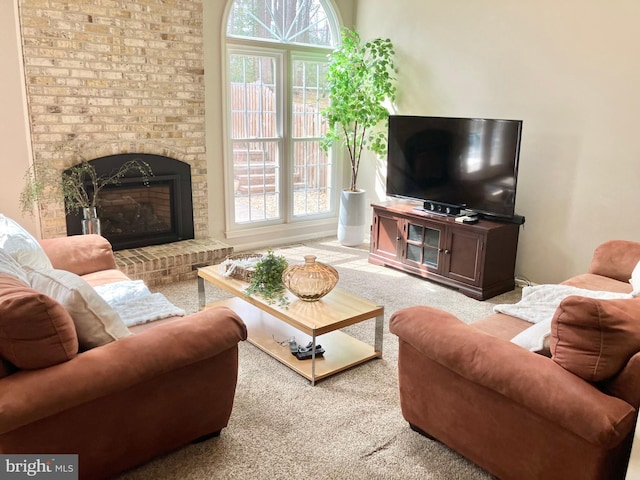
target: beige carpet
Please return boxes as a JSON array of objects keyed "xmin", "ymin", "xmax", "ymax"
[{"xmin": 115, "ymin": 237, "xmax": 522, "ymax": 480}]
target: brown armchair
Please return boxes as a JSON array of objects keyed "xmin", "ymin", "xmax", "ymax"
[
  {"xmin": 0, "ymin": 234, "xmax": 247, "ymax": 479},
  {"xmin": 390, "ymin": 240, "xmax": 640, "ymax": 480}
]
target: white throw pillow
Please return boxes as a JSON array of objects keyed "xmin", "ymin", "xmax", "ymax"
[
  {"xmin": 630, "ymin": 260, "xmax": 640, "ymax": 297},
  {"xmin": 0, "ymin": 214, "xmax": 53, "ymax": 270},
  {"xmin": 0, "ymin": 248, "xmax": 29, "ymax": 284},
  {"xmin": 27, "ymin": 268, "xmax": 131, "ymax": 350}
]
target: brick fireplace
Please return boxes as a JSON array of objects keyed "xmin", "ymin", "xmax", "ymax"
[
  {"xmin": 17, "ymin": 0, "xmax": 233, "ymax": 285},
  {"xmin": 17, "ymin": 0, "xmax": 208, "ymax": 241}
]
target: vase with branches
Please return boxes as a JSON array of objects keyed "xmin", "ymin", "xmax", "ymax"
[{"xmin": 21, "ymin": 145, "xmax": 153, "ymax": 234}]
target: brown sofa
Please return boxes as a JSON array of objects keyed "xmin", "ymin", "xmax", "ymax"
[
  {"xmin": 0, "ymin": 234, "xmax": 247, "ymax": 479},
  {"xmin": 390, "ymin": 240, "xmax": 640, "ymax": 480}
]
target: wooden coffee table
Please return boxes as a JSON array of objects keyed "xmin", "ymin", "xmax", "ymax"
[{"xmin": 197, "ymin": 265, "xmax": 384, "ymax": 385}]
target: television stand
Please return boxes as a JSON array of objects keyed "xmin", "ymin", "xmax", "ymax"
[{"xmin": 369, "ymin": 201, "xmax": 521, "ymax": 300}]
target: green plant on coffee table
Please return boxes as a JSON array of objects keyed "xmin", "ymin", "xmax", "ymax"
[{"xmin": 244, "ymin": 249, "xmax": 289, "ymax": 308}]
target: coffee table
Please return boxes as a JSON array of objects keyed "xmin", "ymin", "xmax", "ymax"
[{"xmin": 197, "ymin": 265, "xmax": 384, "ymax": 385}]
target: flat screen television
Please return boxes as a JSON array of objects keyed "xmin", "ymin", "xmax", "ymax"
[{"xmin": 386, "ymin": 115, "xmax": 523, "ymax": 221}]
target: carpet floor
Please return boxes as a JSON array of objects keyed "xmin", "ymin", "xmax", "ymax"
[{"xmin": 115, "ymin": 237, "xmax": 522, "ymax": 480}]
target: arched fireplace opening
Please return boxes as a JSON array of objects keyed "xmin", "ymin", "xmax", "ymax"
[{"xmin": 64, "ymin": 153, "xmax": 195, "ymax": 251}]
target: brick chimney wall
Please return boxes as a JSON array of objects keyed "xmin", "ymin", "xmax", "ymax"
[{"xmin": 17, "ymin": 0, "xmax": 207, "ymax": 239}]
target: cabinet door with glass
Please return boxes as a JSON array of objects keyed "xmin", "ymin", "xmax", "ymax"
[{"xmin": 402, "ymin": 220, "xmax": 444, "ymax": 271}]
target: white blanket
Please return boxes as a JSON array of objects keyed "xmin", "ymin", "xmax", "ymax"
[
  {"xmin": 94, "ymin": 280, "xmax": 185, "ymax": 327},
  {"xmin": 494, "ymin": 284, "xmax": 632, "ymax": 351}
]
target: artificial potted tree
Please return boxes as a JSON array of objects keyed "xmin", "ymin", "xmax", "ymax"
[{"xmin": 322, "ymin": 28, "xmax": 396, "ymax": 246}]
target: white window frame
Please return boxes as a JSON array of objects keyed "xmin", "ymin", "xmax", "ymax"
[{"xmin": 222, "ymin": 1, "xmax": 342, "ymax": 240}]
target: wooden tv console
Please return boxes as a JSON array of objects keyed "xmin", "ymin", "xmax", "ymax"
[{"xmin": 369, "ymin": 201, "xmax": 520, "ymax": 300}]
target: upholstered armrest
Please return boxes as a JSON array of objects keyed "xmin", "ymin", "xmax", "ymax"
[
  {"xmin": 39, "ymin": 234, "xmax": 117, "ymax": 275},
  {"xmin": 588, "ymin": 240, "xmax": 640, "ymax": 282},
  {"xmin": 0, "ymin": 306, "xmax": 247, "ymax": 434},
  {"xmin": 389, "ymin": 306, "xmax": 636, "ymax": 448}
]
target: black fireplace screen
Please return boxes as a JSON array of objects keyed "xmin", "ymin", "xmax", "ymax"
[
  {"xmin": 64, "ymin": 154, "xmax": 195, "ymax": 250},
  {"xmin": 99, "ymin": 182, "xmax": 173, "ymax": 236}
]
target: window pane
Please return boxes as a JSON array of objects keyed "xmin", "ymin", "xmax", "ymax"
[
  {"xmin": 406, "ymin": 244, "xmax": 421, "ymax": 263},
  {"xmin": 291, "ymin": 58, "xmax": 330, "ymax": 217},
  {"xmin": 423, "ymin": 247, "xmax": 439, "ymax": 268},
  {"xmin": 425, "ymin": 228, "xmax": 440, "ymax": 248},
  {"xmin": 292, "ymin": 59, "xmax": 327, "ymax": 138},
  {"xmin": 227, "ymin": 0, "xmax": 334, "ymax": 47},
  {"xmin": 408, "ymin": 224, "xmax": 423, "ymax": 243},
  {"xmin": 229, "ymin": 54, "xmax": 276, "ymax": 139},
  {"xmin": 233, "ymin": 140, "xmax": 280, "ymax": 223},
  {"xmin": 292, "ymin": 140, "xmax": 331, "ymax": 216}
]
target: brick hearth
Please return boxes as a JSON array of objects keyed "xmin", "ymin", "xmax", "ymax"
[{"xmin": 115, "ymin": 239, "xmax": 233, "ymax": 287}]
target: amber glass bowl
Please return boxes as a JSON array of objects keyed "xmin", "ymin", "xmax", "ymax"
[{"xmin": 281, "ymin": 255, "xmax": 339, "ymax": 301}]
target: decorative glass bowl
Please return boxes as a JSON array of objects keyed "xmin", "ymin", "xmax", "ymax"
[{"xmin": 281, "ymin": 255, "xmax": 339, "ymax": 301}]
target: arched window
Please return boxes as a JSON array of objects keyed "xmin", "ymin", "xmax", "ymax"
[{"xmin": 224, "ymin": 0, "xmax": 340, "ymax": 230}]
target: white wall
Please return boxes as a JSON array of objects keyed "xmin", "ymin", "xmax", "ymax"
[
  {"xmin": 0, "ymin": 0, "xmax": 39, "ymax": 236},
  {"xmin": 355, "ymin": 0, "xmax": 640, "ymax": 284}
]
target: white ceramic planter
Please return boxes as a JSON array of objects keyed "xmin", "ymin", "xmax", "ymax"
[{"xmin": 337, "ymin": 189, "xmax": 367, "ymax": 246}]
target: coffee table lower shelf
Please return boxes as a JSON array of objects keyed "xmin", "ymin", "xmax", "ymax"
[{"xmin": 209, "ymin": 297, "xmax": 381, "ymax": 383}]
